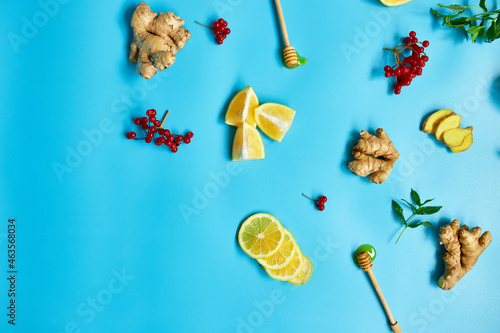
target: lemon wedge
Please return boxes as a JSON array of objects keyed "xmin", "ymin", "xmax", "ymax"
[
  {"xmin": 225, "ymin": 86, "xmax": 259, "ymax": 127},
  {"xmin": 257, "ymin": 229, "xmax": 297, "ymax": 270},
  {"xmin": 232, "ymin": 123, "xmax": 265, "ymax": 161},
  {"xmin": 254, "ymin": 103, "xmax": 295, "ymax": 142},
  {"xmin": 238, "ymin": 213, "xmax": 285, "ymax": 259}
]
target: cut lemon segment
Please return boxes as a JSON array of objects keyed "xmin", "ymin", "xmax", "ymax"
[
  {"xmin": 232, "ymin": 123, "xmax": 265, "ymax": 161},
  {"xmin": 264, "ymin": 246, "xmax": 304, "ymax": 281},
  {"xmin": 254, "ymin": 103, "xmax": 296, "ymax": 142},
  {"xmin": 225, "ymin": 86, "xmax": 259, "ymax": 127},
  {"xmin": 238, "ymin": 213, "xmax": 285, "ymax": 259},
  {"xmin": 289, "ymin": 256, "xmax": 313, "ymax": 285},
  {"xmin": 257, "ymin": 229, "xmax": 297, "ymax": 270},
  {"xmin": 380, "ymin": 0, "xmax": 412, "ymax": 6}
]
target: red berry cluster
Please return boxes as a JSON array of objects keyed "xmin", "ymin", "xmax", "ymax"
[
  {"xmin": 126, "ymin": 109, "xmax": 193, "ymax": 153},
  {"xmin": 302, "ymin": 194, "xmax": 328, "ymax": 211},
  {"xmin": 213, "ymin": 18, "xmax": 230, "ymax": 44},
  {"xmin": 383, "ymin": 31, "xmax": 430, "ymax": 95},
  {"xmin": 195, "ymin": 19, "xmax": 231, "ymax": 45}
]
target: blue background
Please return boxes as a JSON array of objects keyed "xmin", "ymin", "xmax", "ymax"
[{"xmin": 1, "ymin": 0, "xmax": 500, "ymax": 332}]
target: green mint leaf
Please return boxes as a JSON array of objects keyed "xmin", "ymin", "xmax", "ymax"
[
  {"xmin": 416, "ymin": 206, "xmax": 443, "ymax": 215},
  {"xmin": 421, "ymin": 198, "xmax": 434, "ymax": 205},
  {"xmin": 392, "ymin": 200, "xmax": 406, "ymax": 225},
  {"xmin": 431, "ymin": 8, "xmax": 445, "ymax": 18},
  {"xmin": 409, "ymin": 221, "xmax": 435, "ymax": 228},
  {"xmin": 411, "ymin": 189, "xmax": 421, "ymax": 206},
  {"xmin": 450, "ymin": 17, "xmax": 470, "ymax": 26},
  {"xmin": 467, "ymin": 25, "xmax": 485, "ymax": 42},
  {"xmin": 402, "ymin": 199, "xmax": 417, "ymax": 213},
  {"xmin": 479, "ymin": 0, "xmax": 487, "ymax": 12},
  {"xmin": 438, "ymin": 4, "xmax": 467, "ymax": 11}
]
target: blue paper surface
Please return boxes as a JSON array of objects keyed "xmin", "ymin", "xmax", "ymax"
[{"xmin": 1, "ymin": 0, "xmax": 500, "ymax": 332}]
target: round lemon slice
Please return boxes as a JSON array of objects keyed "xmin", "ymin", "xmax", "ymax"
[
  {"xmin": 254, "ymin": 103, "xmax": 296, "ymax": 142},
  {"xmin": 225, "ymin": 86, "xmax": 258, "ymax": 127},
  {"xmin": 264, "ymin": 246, "xmax": 304, "ymax": 281},
  {"xmin": 288, "ymin": 256, "xmax": 313, "ymax": 285},
  {"xmin": 380, "ymin": 0, "xmax": 412, "ymax": 6},
  {"xmin": 238, "ymin": 213, "xmax": 285, "ymax": 259},
  {"xmin": 232, "ymin": 123, "xmax": 265, "ymax": 161},
  {"xmin": 257, "ymin": 229, "xmax": 297, "ymax": 270}
]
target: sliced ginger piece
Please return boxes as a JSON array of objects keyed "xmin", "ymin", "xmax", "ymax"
[
  {"xmin": 438, "ymin": 220, "xmax": 491, "ymax": 290},
  {"xmin": 449, "ymin": 133, "xmax": 473, "ymax": 153},
  {"xmin": 421, "ymin": 109, "xmax": 455, "ymax": 134},
  {"xmin": 443, "ymin": 127, "xmax": 473, "ymax": 147},
  {"xmin": 435, "ymin": 114, "xmax": 462, "ymax": 141}
]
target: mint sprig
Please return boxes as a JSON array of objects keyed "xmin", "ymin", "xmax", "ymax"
[
  {"xmin": 431, "ymin": 1, "xmax": 500, "ymax": 43},
  {"xmin": 392, "ymin": 189, "xmax": 442, "ymax": 244}
]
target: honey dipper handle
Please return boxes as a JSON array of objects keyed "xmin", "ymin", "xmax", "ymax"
[
  {"xmin": 366, "ymin": 270, "xmax": 401, "ymax": 333},
  {"xmin": 274, "ymin": 0, "xmax": 291, "ymax": 47}
]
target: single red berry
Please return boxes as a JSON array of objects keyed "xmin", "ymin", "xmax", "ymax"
[
  {"xmin": 145, "ymin": 137, "xmax": 152, "ymax": 143},
  {"xmin": 149, "ymin": 116, "xmax": 156, "ymax": 123},
  {"xmin": 319, "ymin": 196, "xmax": 327, "ymax": 204},
  {"xmin": 224, "ymin": 28, "xmax": 230, "ymax": 35},
  {"xmin": 385, "ymin": 72, "xmax": 391, "ymax": 78},
  {"xmin": 409, "ymin": 31, "xmax": 416, "ymax": 37},
  {"xmin": 159, "ymin": 137, "xmax": 166, "ymax": 144},
  {"xmin": 220, "ymin": 34, "xmax": 227, "ymax": 40},
  {"xmin": 129, "ymin": 132, "xmax": 136, "ymax": 139},
  {"xmin": 141, "ymin": 117, "xmax": 148, "ymax": 123},
  {"xmin": 150, "ymin": 109, "xmax": 156, "ymax": 116},
  {"xmin": 141, "ymin": 123, "xmax": 148, "ymax": 130},
  {"xmin": 154, "ymin": 120, "xmax": 161, "ymax": 127},
  {"xmin": 183, "ymin": 137, "xmax": 191, "ymax": 144},
  {"xmin": 177, "ymin": 135, "xmax": 184, "ymax": 142},
  {"xmin": 186, "ymin": 132, "xmax": 194, "ymax": 138},
  {"xmin": 218, "ymin": 18, "xmax": 225, "ymax": 25},
  {"xmin": 404, "ymin": 37, "xmax": 411, "ymax": 44},
  {"xmin": 422, "ymin": 40, "xmax": 429, "ymax": 47},
  {"xmin": 214, "ymin": 28, "xmax": 222, "ymax": 36},
  {"xmin": 222, "ymin": 21, "xmax": 228, "ymax": 28},
  {"xmin": 416, "ymin": 67, "xmax": 423, "ymax": 75},
  {"xmin": 146, "ymin": 110, "xmax": 152, "ymax": 116},
  {"xmin": 384, "ymin": 65, "xmax": 391, "ymax": 72},
  {"xmin": 213, "ymin": 22, "xmax": 221, "ymax": 29},
  {"xmin": 126, "ymin": 133, "xmax": 131, "ymax": 139},
  {"xmin": 164, "ymin": 129, "xmax": 171, "ymax": 137},
  {"xmin": 149, "ymin": 126, "xmax": 157, "ymax": 133},
  {"xmin": 216, "ymin": 38, "xmax": 223, "ymax": 45},
  {"xmin": 317, "ymin": 204, "xmax": 325, "ymax": 211},
  {"xmin": 134, "ymin": 118, "xmax": 141, "ymax": 125},
  {"xmin": 402, "ymin": 66, "xmax": 410, "ymax": 74},
  {"xmin": 411, "ymin": 37, "xmax": 418, "ymax": 43},
  {"xmin": 394, "ymin": 88, "xmax": 401, "ymax": 95},
  {"xmin": 421, "ymin": 55, "xmax": 429, "ymax": 62},
  {"xmin": 147, "ymin": 132, "xmax": 154, "ymax": 139},
  {"xmin": 157, "ymin": 129, "xmax": 165, "ymax": 136},
  {"xmin": 171, "ymin": 145, "xmax": 178, "ymax": 152},
  {"xmin": 395, "ymin": 68, "xmax": 402, "ymax": 76}
]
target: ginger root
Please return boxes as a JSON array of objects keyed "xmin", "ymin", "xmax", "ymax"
[
  {"xmin": 129, "ymin": 2, "xmax": 191, "ymax": 79},
  {"xmin": 347, "ymin": 128, "xmax": 399, "ymax": 184},
  {"xmin": 438, "ymin": 220, "xmax": 491, "ymax": 290}
]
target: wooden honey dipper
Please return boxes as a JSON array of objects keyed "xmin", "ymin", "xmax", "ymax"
[
  {"xmin": 273, "ymin": 0, "xmax": 298, "ymax": 67},
  {"xmin": 357, "ymin": 251, "xmax": 402, "ymax": 333}
]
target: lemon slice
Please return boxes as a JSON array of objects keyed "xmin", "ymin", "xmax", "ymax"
[
  {"xmin": 238, "ymin": 213, "xmax": 285, "ymax": 259},
  {"xmin": 257, "ymin": 229, "xmax": 297, "ymax": 270},
  {"xmin": 254, "ymin": 103, "xmax": 296, "ymax": 142},
  {"xmin": 289, "ymin": 256, "xmax": 313, "ymax": 285},
  {"xmin": 380, "ymin": 0, "xmax": 412, "ymax": 6},
  {"xmin": 225, "ymin": 86, "xmax": 259, "ymax": 127},
  {"xmin": 265, "ymin": 246, "xmax": 304, "ymax": 281},
  {"xmin": 232, "ymin": 123, "xmax": 265, "ymax": 161}
]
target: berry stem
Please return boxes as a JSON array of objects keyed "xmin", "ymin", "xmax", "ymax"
[
  {"xmin": 302, "ymin": 193, "xmax": 316, "ymax": 202},
  {"xmin": 195, "ymin": 21, "xmax": 213, "ymax": 30},
  {"xmin": 160, "ymin": 110, "xmax": 169, "ymax": 128}
]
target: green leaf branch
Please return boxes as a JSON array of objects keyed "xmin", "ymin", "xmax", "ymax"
[
  {"xmin": 432, "ymin": 1, "xmax": 500, "ymax": 42},
  {"xmin": 392, "ymin": 189, "xmax": 442, "ymax": 244}
]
